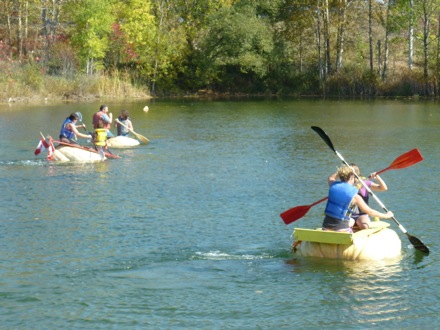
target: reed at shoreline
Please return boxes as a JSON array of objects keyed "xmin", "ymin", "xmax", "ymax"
[{"xmin": 0, "ymin": 64, "xmax": 149, "ymax": 104}]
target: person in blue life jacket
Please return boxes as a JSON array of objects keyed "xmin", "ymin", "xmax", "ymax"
[
  {"xmin": 322, "ymin": 165, "xmax": 393, "ymax": 233},
  {"xmin": 59, "ymin": 113, "xmax": 92, "ymax": 144},
  {"xmin": 349, "ymin": 163, "xmax": 388, "ymax": 229},
  {"xmin": 114, "ymin": 109, "xmax": 133, "ymax": 136}
]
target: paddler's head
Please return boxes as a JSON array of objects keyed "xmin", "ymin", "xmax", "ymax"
[
  {"xmin": 349, "ymin": 163, "xmax": 361, "ymax": 176},
  {"xmin": 349, "ymin": 163, "xmax": 365, "ymax": 188},
  {"xmin": 337, "ymin": 165, "xmax": 355, "ymax": 183}
]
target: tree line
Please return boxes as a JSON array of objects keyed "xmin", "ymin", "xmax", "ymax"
[{"xmin": 1, "ymin": 0, "xmax": 440, "ymax": 98}]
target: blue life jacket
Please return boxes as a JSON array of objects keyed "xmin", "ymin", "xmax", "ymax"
[
  {"xmin": 60, "ymin": 118, "xmax": 75, "ymax": 139},
  {"xmin": 325, "ymin": 181, "xmax": 358, "ymax": 220}
]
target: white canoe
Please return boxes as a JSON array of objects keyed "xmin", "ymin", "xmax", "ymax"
[
  {"xmin": 292, "ymin": 221, "xmax": 401, "ymax": 261},
  {"xmin": 53, "ymin": 141, "xmax": 120, "ymax": 162},
  {"xmin": 106, "ymin": 136, "xmax": 140, "ymax": 148}
]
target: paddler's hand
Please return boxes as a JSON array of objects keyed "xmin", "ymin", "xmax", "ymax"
[{"xmin": 384, "ymin": 211, "xmax": 394, "ymax": 219}]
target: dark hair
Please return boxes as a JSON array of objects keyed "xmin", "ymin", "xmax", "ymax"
[
  {"xmin": 68, "ymin": 113, "xmax": 78, "ymax": 121},
  {"xmin": 99, "ymin": 105, "xmax": 108, "ymax": 111},
  {"xmin": 120, "ymin": 109, "xmax": 129, "ymax": 119}
]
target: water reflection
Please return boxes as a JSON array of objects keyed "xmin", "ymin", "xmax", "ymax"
[
  {"xmin": 286, "ymin": 256, "xmax": 406, "ymax": 325},
  {"xmin": 286, "ymin": 255, "xmax": 403, "ymax": 276}
]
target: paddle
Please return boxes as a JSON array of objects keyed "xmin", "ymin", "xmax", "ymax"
[
  {"xmin": 75, "ymin": 111, "xmax": 83, "ymax": 124},
  {"xmin": 75, "ymin": 112, "xmax": 91, "ymax": 138},
  {"xmin": 280, "ymin": 148, "xmax": 424, "ymax": 225},
  {"xmin": 115, "ymin": 119, "xmax": 149, "ymax": 144},
  {"xmin": 311, "ymin": 126, "xmax": 429, "ymax": 254},
  {"xmin": 280, "ymin": 197, "xmax": 329, "ymax": 225}
]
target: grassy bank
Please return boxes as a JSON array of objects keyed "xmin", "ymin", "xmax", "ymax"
[
  {"xmin": 2, "ymin": 61, "xmax": 437, "ymax": 104},
  {"xmin": 0, "ymin": 62, "xmax": 150, "ymax": 104}
]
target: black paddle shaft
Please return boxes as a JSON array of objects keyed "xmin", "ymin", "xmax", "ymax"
[{"xmin": 311, "ymin": 126, "xmax": 430, "ymax": 254}]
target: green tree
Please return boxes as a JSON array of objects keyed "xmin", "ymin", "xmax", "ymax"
[
  {"xmin": 67, "ymin": 0, "xmax": 115, "ymax": 74},
  {"xmin": 198, "ymin": 2, "xmax": 274, "ymax": 91},
  {"xmin": 168, "ymin": 0, "xmax": 234, "ymax": 90},
  {"xmin": 119, "ymin": 0, "xmax": 191, "ymax": 93},
  {"xmin": 117, "ymin": 0, "xmax": 156, "ymax": 83}
]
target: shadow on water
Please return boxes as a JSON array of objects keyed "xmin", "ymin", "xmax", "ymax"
[{"xmin": 412, "ymin": 251, "xmax": 429, "ymax": 268}]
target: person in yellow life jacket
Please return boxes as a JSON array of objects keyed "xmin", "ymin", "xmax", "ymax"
[
  {"xmin": 59, "ymin": 113, "xmax": 92, "ymax": 144},
  {"xmin": 322, "ymin": 165, "xmax": 393, "ymax": 233}
]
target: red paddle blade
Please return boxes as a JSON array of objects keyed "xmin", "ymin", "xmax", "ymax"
[
  {"xmin": 376, "ymin": 149, "xmax": 423, "ymax": 175},
  {"xmin": 389, "ymin": 148, "xmax": 423, "ymax": 169},
  {"xmin": 280, "ymin": 205, "xmax": 313, "ymax": 225},
  {"xmin": 280, "ymin": 197, "xmax": 328, "ymax": 225}
]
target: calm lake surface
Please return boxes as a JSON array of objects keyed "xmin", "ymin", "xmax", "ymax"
[{"xmin": 1, "ymin": 98, "xmax": 439, "ymax": 329}]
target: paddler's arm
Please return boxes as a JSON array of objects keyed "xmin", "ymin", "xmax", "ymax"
[
  {"xmin": 127, "ymin": 119, "xmax": 133, "ymax": 130},
  {"xmin": 369, "ymin": 172, "xmax": 388, "ymax": 192},
  {"xmin": 328, "ymin": 172, "xmax": 338, "ymax": 186},
  {"xmin": 353, "ymin": 195, "xmax": 393, "ymax": 219},
  {"xmin": 70, "ymin": 124, "xmax": 92, "ymax": 139}
]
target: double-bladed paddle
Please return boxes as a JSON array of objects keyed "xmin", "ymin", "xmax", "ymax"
[
  {"xmin": 280, "ymin": 148, "xmax": 423, "ymax": 225},
  {"xmin": 310, "ymin": 126, "xmax": 429, "ymax": 254}
]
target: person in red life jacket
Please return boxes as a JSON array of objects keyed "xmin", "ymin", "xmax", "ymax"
[
  {"xmin": 92, "ymin": 104, "xmax": 114, "ymax": 138},
  {"xmin": 59, "ymin": 113, "xmax": 92, "ymax": 144},
  {"xmin": 114, "ymin": 109, "xmax": 133, "ymax": 136},
  {"xmin": 349, "ymin": 163, "xmax": 388, "ymax": 229},
  {"xmin": 322, "ymin": 165, "xmax": 393, "ymax": 233}
]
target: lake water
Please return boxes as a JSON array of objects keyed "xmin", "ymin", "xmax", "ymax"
[{"xmin": 0, "ymin": 98, "xmax": 439, "ymax": 328}]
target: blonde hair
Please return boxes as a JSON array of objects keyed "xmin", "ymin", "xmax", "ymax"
[
  {"xmin": 349, "ymin": 163, "xmax": 361, "ymax": 176},
  {"xmin": 337, "ymin": 165, "xmax": 355, "ymax": 182}
]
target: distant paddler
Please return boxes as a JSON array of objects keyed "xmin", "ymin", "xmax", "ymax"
[
  {"xmin": 92, "ymin": 104, "xmax": 114, "ymax": 138},
  {"xmin": 59, "ymin": 113, "xmax": 92, "ymax": 144},
  {"xmin": 115, "ymin": 117, "xmax": 149, "ymax": 144},
  {"xmin": 114, "ymin": 109, "xmax": 134, "ymax": 136}
]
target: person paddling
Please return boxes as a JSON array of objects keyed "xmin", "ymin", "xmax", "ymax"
[
  {"xmin": 349, "ymin": 163, "xmax": 388, "ymax": 229},
  {"xmin": 322, "ymin": 165, "xmax": 393, "ymax": 233},
  {"xmin": 59, "ymin": 113, "xmax": 92, "ymax": 144},
  {"xmin": 114, "ymin": 109, "xmax": 133, "ymax": 136}
]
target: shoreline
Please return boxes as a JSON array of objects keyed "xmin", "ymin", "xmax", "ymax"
[
  {"xmin": 0, "ymin": 94, "xmax": 153, "ymax": 106},
  {"xmin": 0, "ymin": 90, "xmax": 429, "ymax": 106}
]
